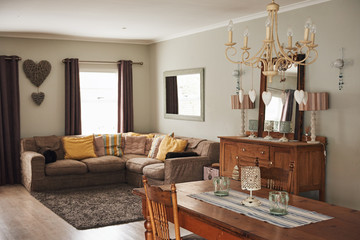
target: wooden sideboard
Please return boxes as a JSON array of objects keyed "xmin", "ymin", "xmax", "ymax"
[{"xmin": 219, "ymin": 136, "xmax": 326, "ymax": 201}]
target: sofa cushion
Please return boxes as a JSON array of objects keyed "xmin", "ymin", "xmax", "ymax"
[
  {"xmin": 82, "ymin": 156, "xmax": 126, "ymax": 173},
  {"xmin": 63, "ymin": 135, "xmax": 97, "ymax": 160},
  {"xmin": 45, "ymin": 159, "xmax": 88, "ymax": 176},
  {"xmin": 124, "ymin": 135, "xmax": 147, "ymax": 155},
  {"xmin": 126, "ymin": 158, "xmax": 162, "ymax": 174},
  {"xmin": 143, "ymin": 163, "xmax": 164, "ymax": 180},
  {"xmin": 156, "ymin": 136, "xmax": 188, "ymax": 161},
  {"xmin": 147, "ymin": 135, "xmax": 165, "ymax": 158},
  {"xmin": 94, "ymin": 135, "xmax": 105, "ymax": 157},
  {"xmin": 102, "ymin": 133, "xmax": 123, "ymax": 156},
  {"xmin": 145, "ymin": 138, "xmax": 153, "ymax": 156},
  {"xmin": 121, "ymin": 153, "xmax": 147, "ymax": 162}
]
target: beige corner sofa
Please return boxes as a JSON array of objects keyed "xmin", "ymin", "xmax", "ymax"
[{"xmin": 20, "ymin": 134, "xmax": 219, "ymax": 191}]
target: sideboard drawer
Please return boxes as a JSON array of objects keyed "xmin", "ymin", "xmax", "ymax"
[{"xmin": 234, "ymin": 142, "xmax": 269, "ymax": 160}]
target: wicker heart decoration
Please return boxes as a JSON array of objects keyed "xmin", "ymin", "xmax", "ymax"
[
  {"xmin": 294, "ymin": 90, "xmax": 305, "ymax": 105},
  {"xmin": 248, "ymin": 89, "xmax": 256, "ymax": 103},
  {"xmin": 23, "ymin": 60, "xmax": 51, "ymax": 87},
  {"xmin": 262, "ymin": 91, "xmax": 272, "ymax": 106},
  {"xmin": 31, "ymin": 92, "xmax": 45, "ymax": 105}
]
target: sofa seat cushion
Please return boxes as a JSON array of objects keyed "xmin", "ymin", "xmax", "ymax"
[
  {"xmin": 45, "ymin": 160, "xmax": 88, "ymax": 176},
  {"xmin": 81, "ymin": 156, "xmax": 126, "ymax": 173},
  {"xmin": 143, "ymin": 163, "xmax": 164, "ymax": 180},
  {"xmin": 126, "ymin": 157, "xmax": 162, "ymax": 174},
  {"xmin": 121, "ymin": 154, "xmax": 147, "ymax": 161}
]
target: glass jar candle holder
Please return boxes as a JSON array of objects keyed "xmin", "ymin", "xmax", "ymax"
[
  {"xmin": 213, "ymin": 176, "xmax": 230, "ymax": 196},
  {"xmin": 269, "ymin": 191, "xmax": 289, "ymax": 216}
]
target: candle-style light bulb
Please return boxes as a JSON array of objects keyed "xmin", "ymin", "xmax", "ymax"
[
  {"xmin": 265, "ymin": 16, "xmax": 271, "ymax": 40},
  {"xmin": 243, "ymin": 27, "xmax": 249, "ymax": 48},
  {"xmin": 310, "ymin": 24, "xmax": 316, "ymax": 44},
  {"xmin": 227, "ymin": 20, "xmax": 234, "ymax": 31},
  {"xmin": 227, "ymin": 20, "xmax": 234, "ymax": 43},
  {"xmin": 303, "ymin": 18, "xmax": 312, "ymax": 41},
  {"xmin": 287, "ymin": 27, "xmax": 293, "ymax": 48}
]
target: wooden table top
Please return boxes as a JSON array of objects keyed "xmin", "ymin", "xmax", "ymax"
[{"xmin": 133, "ymin": 180, "xmax": 360, "ymax": 240}]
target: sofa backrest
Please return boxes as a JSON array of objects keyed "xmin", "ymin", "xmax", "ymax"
[
  {"xmin": 21, "ymin": 136, "xmax": 65, "ymax": 160},
  {"xmin": 177, "ymin": 137, "xmax": 220, "ymax": 163}
]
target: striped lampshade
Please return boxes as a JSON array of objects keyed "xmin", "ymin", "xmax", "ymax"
[
  {"xmin": 231, "ymin": 95, "xmax": 255, "ymax": 109},
  {"xmin": 299, "ymin": 92, "xmax": 329, "ymax": 111}
]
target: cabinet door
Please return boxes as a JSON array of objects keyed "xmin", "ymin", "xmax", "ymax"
[{"xmin": 220, "ymin": 142, "xmax": 240, "ymax": 178}]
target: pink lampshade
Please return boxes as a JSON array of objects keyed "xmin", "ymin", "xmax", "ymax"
[
  {"xmin": 299, "ymin": 92, "xmax": 329, "ymax": 111},
  {"xmin": 231, "ymin": 95, "xmax": 255, "ymax": 109}
]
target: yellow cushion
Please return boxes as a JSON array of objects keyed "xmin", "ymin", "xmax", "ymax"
[
  {"xmin": 156, "ymin": 136, "xmax": 188, "ymax": 161},
  {"xmin": 63, "ymin": 135, "xmax": 96, "ymax": 160},
  {"xmin": 127, "ymin": 132, "xmax": 154, "ymax": 139}
]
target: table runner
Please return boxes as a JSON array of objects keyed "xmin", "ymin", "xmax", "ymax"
[{"xmin": 188, "ymin": 190, "xmax": 333, "ymax": 228}]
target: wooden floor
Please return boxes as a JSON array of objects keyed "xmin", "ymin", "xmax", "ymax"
[{"xmin": 0, "ymin": 184, "xmax": 191, "ymax": 240}]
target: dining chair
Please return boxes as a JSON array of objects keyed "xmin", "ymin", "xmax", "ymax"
[
  {"xmin": 142, "ymin": 176, "xmax": 205, "ymax": 240},
  {"xmin": 260, "ymin": 164, "xmax": 294, "ymax": 192}
]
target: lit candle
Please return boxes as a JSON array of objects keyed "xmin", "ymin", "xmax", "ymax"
[
  {"xmin": 243, "ymin": 27, "xmax": 249, "ymax": 48},
  {"xmin": 265, "ymin": 17, "xmax": 271, "ymax": 40},
  {"xmin": 287, "ymin": 27, "xmax": 293, "ymax": 48},
  {"xmin": 303, "ymin": 18, "xmax": 312, "ymax": 41},
  {"xmin": 310, "ymin": 24, "xmax": 316, "ymax": 44},
  {"xmin": 228, "ymin": 20, "xmax": 234, "ymax": 43}
]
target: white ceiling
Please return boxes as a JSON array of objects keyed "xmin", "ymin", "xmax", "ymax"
[{"xmin": 0, "ymin": 0, "xmax": 328, "ymax": 45}]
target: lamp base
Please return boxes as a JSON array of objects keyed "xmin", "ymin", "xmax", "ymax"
[
  {"xmin": 248, "ymin": 131, "xmax": 257, "ymax": 139},
  {"xmin": 279, "ymin": 136, "xmax": 289, "ymax": 142},
  {"xmin": 307, "ymin": 140, "xmax": 320, "ymax": 144},
  {"xmin": 264, "ymin": 133, "xmax": 273, "ymax": 140},
  {"xmin": 241, "ymin": 196, "xmax": 261, "ymax": 207}
]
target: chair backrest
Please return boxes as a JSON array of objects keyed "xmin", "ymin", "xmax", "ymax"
[
  {"xmin": 143, "ymin": 176, "xmax": 181, "ymax": 240},
  {"xmin": 260, "ymin": 165, "xmax": 294, "ymax": 193}
]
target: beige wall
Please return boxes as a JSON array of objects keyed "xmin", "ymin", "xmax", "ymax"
[
  {"xmin": 149, "ymin": 0, "xmax": 360, "ymax": 210},
  {"xmin": 0, "ymin": 37, "xmax": 151, "ymax": 137}
]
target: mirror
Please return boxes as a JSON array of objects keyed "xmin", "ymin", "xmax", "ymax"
[
  {"xmin": 164, "ymin": 68, "xmax": 204, "ymax": 121},
  {"xmin": 258, "ymin": 54, "xmax": 305, "ymax": 140}
]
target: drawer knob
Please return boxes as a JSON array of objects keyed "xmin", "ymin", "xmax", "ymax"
[
  {"xmin": 269, "ymin": 161, "xmax": 273, "ymax": 165},
  {"xmin": 242, "ymin": 148, "xmax": 246, "ymax": 152},
  {"xmin": 260, "ymin": 151, "xmax": 265, "ymax": 154},
  {"xmin": 235, "ymin": 156, "xmax": 239, "ymax": 160}
]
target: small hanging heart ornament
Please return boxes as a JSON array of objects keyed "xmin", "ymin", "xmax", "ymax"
[
  {"xmin": 281, "ymin": 91, "xmax": 287, "ymax": 105},
  {"xmin": 294, "ymin": 90, "xmax": 305, "ymax": 105},
  {"xmin": 31, "ymin": 92, "xmax": 45, "ymax": 105},
  {"xmin": 302, "ymin": 91, "xmax": 308, "ymax": 105},
  {"xmin": 262, "ymin": 91, "xmax": 272, "ymax": 106},
  {"xmin": 248, "ymin": 89, "xmax": 256, "ymax": 103},
  {"xmin": 238, "ymin": 89, "xmax": 244, "ymax": 103}
]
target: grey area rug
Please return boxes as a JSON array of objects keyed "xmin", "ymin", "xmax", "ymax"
[{"xmin": 31, "ymin": 184, "xmax": 144, "ymax": 230}]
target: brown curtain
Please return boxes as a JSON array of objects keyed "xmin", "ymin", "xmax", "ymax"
[
  {"xmin": 165, "ymin": 76, "xmax": 179, "ymax": 114},
  {"xmin": 64, "ymin": 58, "xmax": 82, "ymax": 135},
  {"xmin": 281, "ymin": 89, "xmax": 295, "ymax": 121},
  {"xmin": 117, "ymin": 60, "xmax": 134, "ymax": 133},
  {"xmin": 0, "ymin": 56, "xmax": 21, "ymax": 185}
]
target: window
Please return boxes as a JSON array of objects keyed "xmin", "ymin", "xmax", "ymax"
[{"xmin": 80, "ymin": 71, "xmax": 118, "ymax": 135}]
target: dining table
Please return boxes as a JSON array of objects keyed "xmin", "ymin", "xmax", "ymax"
[{"xmin": 132, "ymin": 179, "xmax": 360, "ymax": 240}]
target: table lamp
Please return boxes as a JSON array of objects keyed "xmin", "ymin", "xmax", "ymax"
[
  {"xmin": 248, "ymin": 120, "xmax": 258, "ymax": 138},
  {"xmin": 264, "ymin": 120, "xmax": 274, "ymax": 140},
  {"xmin": 299, "ymin": 92, "xmax": 329, "ymax": 143},
  {"xmin": 231, "ymin": 95, "xmax": 255, "ymax": 136},
  {"xmin": 279, "ymin": 121, "xmax": 291, "ymax": 142},
  {"xmin": 241, "ymin": 166, "xmax": 261, "ymax": 207}
]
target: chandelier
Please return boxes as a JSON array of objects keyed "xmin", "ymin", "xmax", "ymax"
[{"xmin": 225, "ymin": 0, "xmax": 318, "ymax": 83}]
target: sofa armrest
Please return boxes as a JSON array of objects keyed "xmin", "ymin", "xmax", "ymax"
[
  {"xmin": 164, "ymin": 156, "xmax": 212, "ymax": 184},
  {"xmin": 20, "ymin": 151, "xmax": 45, "ymax": 191}
]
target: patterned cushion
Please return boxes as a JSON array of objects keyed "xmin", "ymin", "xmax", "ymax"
[
  {"xmin": 94, "ymin": 135, "xmax": 105, "ymax": 157},
  {"xmin": 156, "ymin": 136, "xmax": 188, "ymax": 161},
  {"xmin": 147, "ymin": 135, "xmax": 166, "ymax": 158},
  {"xmin": 102, "ymin": 133, "xmax": 123, "ymax": 157},
  {"xmin": 62, "ymin": 135, "xmax": 97, "ymax": 160}
]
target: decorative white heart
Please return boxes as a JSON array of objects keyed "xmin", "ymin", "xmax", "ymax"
[
  {"xmin": 238, "ymin": 89, "xmax": 244, "ymax": 103},
  {"xmin": 281, "ymin": 91, "xmax": 286, "ymax": 105},
  {"xmin": 248, "ymin": 89, "xmax": 256, "ymax": 103},
  {"xmin": 294, "ymin": 90, "xmax": 305, "ymax": 105},
  {"xmin": 302, "ymin": 91, "xmax": 308, "ymax": 105},
  {"xmin": 262, "ymin": 91, "xmax": 272, "ymax": 106}
]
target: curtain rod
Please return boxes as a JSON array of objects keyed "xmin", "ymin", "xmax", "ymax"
[
  {"xmin": 3, "ymin": 56, "xmax": 22, "ymax": 61},
  {"xmin": 62, "ymin": 59, "xmax": 143, "ymax": 65}
]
